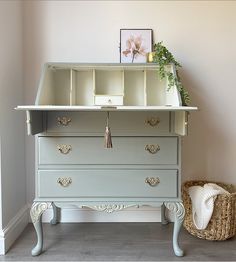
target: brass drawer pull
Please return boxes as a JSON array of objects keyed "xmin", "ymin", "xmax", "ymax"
[
  {"xmin": 145, "ymin": 117, "xmax": 160, "ymax": 127},
  {"xmin": 57, "ymin": 177, "xmax": 72, "ymax": 187},
  {"xmin": 57, "ymin": 117, "xmax": 71, "ymax": 126},
  {"xmin": 57, "ymin": 144, "xmax": 72, "ymax": 154},
  {"xmin": 145, "ymin": 144, "xmax": 160, "ymax": 154},
  {"xmin": 145, "ymin": 177, "xmax": 160, "ymax": 187}
]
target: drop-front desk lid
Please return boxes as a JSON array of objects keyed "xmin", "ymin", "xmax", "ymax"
[{"xmin": 16, "ymin": 63, "xmax": 198, "ymax": 135}]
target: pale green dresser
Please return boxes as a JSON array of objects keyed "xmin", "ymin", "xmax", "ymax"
[{"xmin": 17, "ymin": 63, "xmax": 197, "ymax": 257}]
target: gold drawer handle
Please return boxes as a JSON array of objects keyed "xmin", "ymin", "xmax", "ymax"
[
  {"xmin": 145, "ymin": 117, "xmax": 160, "ymax": 127},
  {"xmin": 145, "ymin": 144, "xmax": 160, "ymax": 154},
  {"xmin": 57, "ymin": 177, "xmax": 72, "ymax": 187},
  {"xmin": 57, "ymin": 144, "xmax": 72, "ymax": 154},
  {"xmin": 145, "ymin": 177, "xmax": 160, "ymax": 187},
  {"xmin": 57, "ymin": 117, "xmax": 71, "ymax": 126}
]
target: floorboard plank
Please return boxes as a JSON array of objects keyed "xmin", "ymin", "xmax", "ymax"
[{"xmin": 0, "ymin": 223, "xmax": 235, "ymax": 261}]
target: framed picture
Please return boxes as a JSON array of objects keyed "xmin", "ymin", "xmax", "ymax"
[{"xmin": 120, "ymin": 29, "xmax": 153, "ymax": 63}]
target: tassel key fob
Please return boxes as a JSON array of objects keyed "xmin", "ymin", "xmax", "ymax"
[{"xmin": 104, "ymin": 112, "xmax": 112, "ymax": 148}]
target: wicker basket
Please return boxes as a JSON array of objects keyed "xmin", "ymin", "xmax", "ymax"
[{"xmin": 182, "ymin": 180, "xmax": 236, "ymax": 240}]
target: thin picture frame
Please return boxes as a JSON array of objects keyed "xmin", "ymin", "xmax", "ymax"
[{"xmin": 120, "ymin": 29, "xmax": 153, "ymax": 63}]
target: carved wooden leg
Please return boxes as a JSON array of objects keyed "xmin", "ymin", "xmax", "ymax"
[
  {"xmin": 50, "ymin": 202, "xmax": 60, "ymax": 225},
  {"xmin": 30, "ymin": 202, "xmax": 51, "ymax": 256},
  {"xmin": 161, "ymin": 203, "xmax": 169, "ymax": 225},
  {"xmin": 164, "ymin": 202, "xmax": 185, "ymax": 257}
]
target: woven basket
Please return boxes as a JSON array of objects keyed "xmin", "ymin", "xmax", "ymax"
[{"xmin": 182, "ymin": 180, "xmax": 236, "ymax": 240}]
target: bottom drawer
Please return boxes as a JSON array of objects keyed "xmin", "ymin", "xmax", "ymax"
[{"xmin": 38, "ymin": 170, "xmax": 178, "ymax": 198}]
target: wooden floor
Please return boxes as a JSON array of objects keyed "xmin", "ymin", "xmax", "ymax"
[{"xmin": 1, "ymin": 223, "xmax": 235, "ymax": 261}]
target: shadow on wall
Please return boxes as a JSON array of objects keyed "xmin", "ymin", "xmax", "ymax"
[{"xmin": 181, "ymin": 68, "xmax": 230, "ymax": 184}]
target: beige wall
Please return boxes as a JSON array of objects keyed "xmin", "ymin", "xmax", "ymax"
[
  {"xmin": 22, "ymin": 1, "xmax": 236, "ymax": 220},
  {"xmin": 0, "ymin": 0, "xmax": 26, "ymax": 228},
  {"xmin": 0, "ymin": 0, "xmax": 28, "ymax": 253}
]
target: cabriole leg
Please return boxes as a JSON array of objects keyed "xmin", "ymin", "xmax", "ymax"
[
  {"xmin": 161, "ymin": 203, "xmax": 169, "ymax": 225},
  {"xmin": 164, "ymin": 202, "xmax": 185, "ymax": 257},
  {"xmin": 50, "ymin": 202, "xmax": 60, "ymax": 225},
  {"xmin": 30, "ymin": 202, "xmax": 51, "ymax": 256}
]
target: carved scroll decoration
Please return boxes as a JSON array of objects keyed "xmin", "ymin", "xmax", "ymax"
[
  {"xmin": 30, "ymin": 202, "xmax": 51, "ymax": 223},
  {"xmin": 81, "ymin": 204, "xmax": 139, "ymax": 213},
  {"xmin": 164, "ymin": 202, "xmax": 185, "ymax": 221}
]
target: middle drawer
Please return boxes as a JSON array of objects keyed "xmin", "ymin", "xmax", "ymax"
[{"xmin": 38, "ymin": 137, "xmax": 178, "ymax": 165}]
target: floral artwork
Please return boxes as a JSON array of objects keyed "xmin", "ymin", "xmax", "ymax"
[{"xmin": 120, "ymin": 29, "xmax": 153, "ymax": 63}]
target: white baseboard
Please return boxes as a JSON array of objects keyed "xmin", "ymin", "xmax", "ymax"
[
  {"xmin": 0, "ymin": 205, "xmax": 29, "ymax": 255},
  {"xmin": 41, "ymin": 206, "xmax": 174, "ymax": 223}
]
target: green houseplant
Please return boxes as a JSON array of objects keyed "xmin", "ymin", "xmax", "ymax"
[{"xmin": 153, "ymin": 42, "xmax": 190, "ymax": 106}]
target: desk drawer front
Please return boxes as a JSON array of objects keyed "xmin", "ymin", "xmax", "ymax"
[
  {"xmin": 46, "ymin": 111, "xmax": 170, "ymax": 135},
  {"xmin": 38, "ymin": 137, "xmax": 178, "ymax": 165},
  {"xmin": 94, "ymin": 95, "xmax": 124, "ymax": 106},
  {"xmin": 38, "ymin": 169, "xmax": 178, "ymax": 198}
]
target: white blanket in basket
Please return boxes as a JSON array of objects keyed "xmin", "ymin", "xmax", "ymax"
[{"xmin": 188, "ymin": 183, "xmax": 229, "ymax": 230}]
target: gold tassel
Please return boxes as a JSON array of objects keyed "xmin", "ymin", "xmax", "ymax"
[{"xmin": 104, "ymin": 112, "xmax": 112, "ymax": 148}]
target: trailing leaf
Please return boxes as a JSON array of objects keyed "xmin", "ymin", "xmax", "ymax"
[{"xmin": 153, "ymin": 41, "xmax": 190, "ymax": 106}]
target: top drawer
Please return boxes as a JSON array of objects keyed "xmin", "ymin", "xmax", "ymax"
[{"xmin": 46, "ymin": 111, "xmax": 170, "ymax": 136}]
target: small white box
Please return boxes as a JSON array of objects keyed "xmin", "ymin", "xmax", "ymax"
[{"xmin": 94, "ymin": 95, "xmax": 123, "ymax": 106}]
